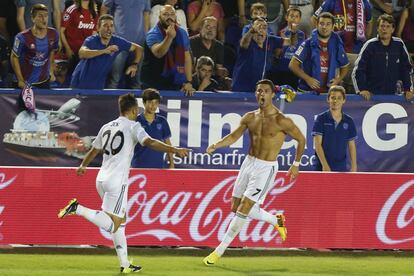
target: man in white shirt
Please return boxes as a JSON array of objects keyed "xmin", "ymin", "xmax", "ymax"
[{"xmin": 58, "ymin": 93, "xmax": 190, "ymax": 273}]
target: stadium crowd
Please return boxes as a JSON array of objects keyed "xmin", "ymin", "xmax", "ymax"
[{"xmin": 0, "ymin": 0, "xmax": 413, "ymax": 98}]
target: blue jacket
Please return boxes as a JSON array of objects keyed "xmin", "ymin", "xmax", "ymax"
[
  {"xmin": 352, "ymin": 37, "xmax": 413, "ymax": 94},
  {"xmin": 294, "ymin": 30, "xmax": 349, "ymax": 91}
]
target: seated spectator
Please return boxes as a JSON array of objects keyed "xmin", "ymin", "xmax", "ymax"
[
  {"xmin": 70, "ymin": 14, "xmax": 143, "ymax": 89},
  {"xmin": 267, "ymin": 6, "xmax": 305, "ymax": 89},
  {"xmin": 242, "ymin": 2, "xmax": 273, "ymax": 35},
  {"xmin": 189, "ymin": 16, "xmax": 229, "ymax": 88},
  {"xmin": 0, "ymin": 34, "xmax": 10, "ymax": 87},
  {"xmin": 50, "ymin": 52, "xmax": 71, "ymax": 88},
  {"xmin": 131, "ymin": 88, "xmax": 174, "ymax": 169},
  {"xmin": 289, "ymin": 12, "xmax": 349, "ymax": 94},
  {"xmin": 192, "ymin": 56, "xmax": 219, "ymax": 91},
  {"xmin": 396, "ymin": 1, "xmax": 414, "ymax": 53},
  {"xmin": 312, "ymin": 0, "xmax": 373, "ymax": 54},
  {"xmin": 232, "ymin": 17, "xmax": 283, "ymax": 92},
  {"xmin": 101, "ymin": 0, "xmax": 151, "ymax": 89},
  {"xmin": 187, "ymin": 0, "xmax": 225, "ymax": 41},
  {"xmin": 352, "ymin": 14, "xmax": 413, "ymax": 100},
  {"xmin": 61, "ymin": 0, "xmax": 98, "ymax": 74},
  {"xmin": 151, "ymin": 0, "xmax": 188, "ymax": 31},
  {"xmin": 140, "ymin": 5, "xmax": 195, "ymax": 95},
  {"xmin": 11, "ymin": 4, "xmax": 59, "ymax": 89},
  {"xmin": 15, "ymin": 0, "xmax": 61, "ymax": 31},
  {"xmin": 288, "ymin": 0, "xmax": 315, "ymax": 37}
]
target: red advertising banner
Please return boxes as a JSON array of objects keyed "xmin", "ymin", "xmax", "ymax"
[{"xmin": 0, "ymin": 167, "xmax": 413, "ymax": 249}]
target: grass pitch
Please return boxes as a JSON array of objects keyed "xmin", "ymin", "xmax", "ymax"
[{"xmin": 0, "ymin": 248, "xmax": 413, "ymax": 275}]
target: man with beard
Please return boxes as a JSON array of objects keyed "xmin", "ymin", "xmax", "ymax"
[
  {"xmin": 140, "ymin": 5, "xmax": 195, "ymax": 95},
  {"xmin": 289, "ymin": 12, "xmax": 349, "ymax": 95},
  {"xmin": 190, "ymin": 16, "xmax": 228, "ymax": 89},
  {"xmin": 70, "ymin": 14, "xmax": 143, "ymax": 89},
  {"xmin": 203, "ymin": 79, "xmax": 306, "ymax": 266},
  {"xmin": 352, "ymin": 14, "xmax": 413, "ymax": 100},
  {"xmin": 231, "ymin": 17, "xmax": 283, "ymax": 92}
]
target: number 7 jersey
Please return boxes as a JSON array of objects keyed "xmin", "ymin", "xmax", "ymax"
[{"xmin": 92, "ymin": 116, "xmax": 150, "ymax": 184}]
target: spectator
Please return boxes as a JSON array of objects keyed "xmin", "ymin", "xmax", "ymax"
[
  {"xmin": 140, "ymin": 5, "xmax": 195, "ymax": 95},
  {"xmin": 0, "ymin": 34, "xmax": 11, "ymax": 87},
  {"xmin": 312, "ymin": 85, "xmax": 357, "ymax": 172},
  {"xmin": 151, "ymin": 0, "xmax": 188, "ymax": 31},
  {"xmin": 288, "ymin": 0, "xmax": 315, "ymax": 37},
  {"xmin": 15, "ymin": 0, "xmax": 61, "ymax": 32},
  {"xmin": 312, "ymin": 0, "xmax": 373, "ymax": 54},
  {"xmin": 70, "ymin": 14, "xmax": 143, "ymax": 89},
  {"xmin": 61, "ymin": 0, "xmax": 98, "ymax": 74},
  {"xmin": 232, "ymin": 17, "xmax": 283, "ymax": 92},
  {"xmin": 396, "ymin": 0, "xmax": 414, "ymax": 53},
  {"xmin": 242, "ymin": 3, "xmax": 273, "ymax": 35},
  {"xmin": 101, "ymin": 0, "xmax": 150, "ymax": 89},
  {"xmin": 352, "ymin": 14, "xmax": 413, "ymax": 100},
  {"xmin": 369, "ymin": 0, "xmax": 393, "ymax": 38},
  {"xmin": 289, "ymin": 12, "xmax": 349, "ymax": 94},
  {"xmin": 192, "ymin": 56, "xmax": 219, "ymax": 91},
  {"xmin": 187, "ymin": 0, "xmax": 225, "ymax": 41},
  {"xmin": 268, "ymin": 6, "xmax": 305, "ymax": 88},
  {"xmin": 190, "ymin": 16, "xmax": 228, "ymax": 88},
  {"xmin": 50, "ymin": 52, "xmax": 70, "ymax": 88},
  {"xmin": 11, "ymin": 4, "xmax": 59, "ymax": 88},
  {"xmin": 131, "ymin": 88, "xmax": 175, "ymax": 169}
]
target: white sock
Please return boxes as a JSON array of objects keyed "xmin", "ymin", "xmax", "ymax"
[
  {"xmin": 248, "ymin": 204, "xmax": 277, "ymax": 226},
  {"xmin": 112, "ymin": 224, "xmax": 130, "ymax": 268},
  {"xmin": 216, "ymin": 212, "xmax": 247, "ymax": 256},
  {"xmin": 76, "ymin": 205, "xmax": 113, "ymax": 232}
]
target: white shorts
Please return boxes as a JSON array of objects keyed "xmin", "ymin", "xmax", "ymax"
[
  {"xmin": 233, "ymin": 155, "xmax": 279, "ymax": 205},
  {"xmin": 96, "ymin": 180, "xmax": 128, "ymax": 218}
]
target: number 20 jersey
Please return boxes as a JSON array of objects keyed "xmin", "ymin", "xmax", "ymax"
[{"xmin": 92, "ymin": 116, "xmax": 150, "ymax": 185}]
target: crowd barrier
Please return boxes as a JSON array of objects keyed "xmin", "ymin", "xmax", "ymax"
[
  {"xmin": 0, "ymin": 167, "xmax": 413, "ymax": 249},
  {"xmin": 0, "ymin": 89, "xmax": 413, "ymax": 172}
]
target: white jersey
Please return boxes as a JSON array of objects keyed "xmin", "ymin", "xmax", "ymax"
[{"xmin": 92, "ymin": 116, "xmax": 149, "ymax": 185}]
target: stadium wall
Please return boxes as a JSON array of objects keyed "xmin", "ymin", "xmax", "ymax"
[{"xmin": 0, "ymin": 167, "xmax": 413, "ymax": 249}]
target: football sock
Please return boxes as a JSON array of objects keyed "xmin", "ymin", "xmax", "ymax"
[
  {"xmin": 112, "ymin": 224, "xmax": 130, "ymax": 268},
  {"xmin": 76, "ymin": 205, "xmax": 113, "ymax": 232},
  {"xmin": 216, "ymin": 212, "xmax": 247, "ymax": 256},
  {"xmin": 248, "ymin": 204, "xmax": 277, "ymax": 226}
]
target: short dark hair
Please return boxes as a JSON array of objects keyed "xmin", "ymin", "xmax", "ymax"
[
  {"xmin": 196, "ymin": 56, "xmax": 215, "ymax": 71},
  {"xmin": 98, "ymin": 14, "xmax": 114, "ymax": 26},
  {"xmin": 317, "ymin": 12, "xmax": 335, "ymax": 25},
  {"xmin": 250, "ymin": 3, "xmax": 267, "ymax": 14},
  {"xmin": 142, "ymin": 88, "xmax": 161, "ymax": 103},
  {"xmin": 377, "ymin": 13, "xmax": 395, "ymax": 28},
  {"xmin": 327, "ymin": 85, "xmax": 346, "ymax": 99},
  {"xmin": 256, "ymin": 79, "xmax": 275, "ymax": 91},
  {"xmin": 118, "ymin": 93, "xmax": 138, "ymax": 114},
  {"xmin": 31, "ymin": 4, "xmax": 48, "ymax": 17},
  {"xmin": 286, "ymin": 6, "xmax": 302, "ymax": 17}
]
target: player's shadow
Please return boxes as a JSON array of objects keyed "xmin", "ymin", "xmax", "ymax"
[{"xmin": 215, "ymin": 265, "xmax": 288, "ymax": 275}]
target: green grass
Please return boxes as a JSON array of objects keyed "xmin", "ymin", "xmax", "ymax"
[{"xmin": 0, "ymin": 248, "xmax": 413, "ymax": 275}]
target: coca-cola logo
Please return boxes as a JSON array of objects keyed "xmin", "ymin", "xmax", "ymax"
[
  {"xmin": 376, "ymin": 179, "xmax": 414, "ymax": 244},
  {"xmin": 0, "ymin": 173, "xmax": 17, "ymax": 241},
  {"xmin": 100, "ymin": 173, "xmax": 296, "ymax": 244}
]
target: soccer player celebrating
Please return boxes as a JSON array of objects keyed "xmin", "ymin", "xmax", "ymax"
[
  {"xmin": 58, "ymin": 93, "xmax": 190, "ymax": 273},
  {"xmin": 203, "ymin": 79, "xmax": 306, "ymax": 266}
]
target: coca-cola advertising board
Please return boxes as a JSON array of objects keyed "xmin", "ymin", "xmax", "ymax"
[{"xmin": 1, "ymin": 167, "xmax": 413, "ymax": 249}]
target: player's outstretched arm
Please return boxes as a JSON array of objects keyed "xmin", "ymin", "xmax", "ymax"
[
  {"xmin": 144, "ymin": 137, "xmax": 191, "ymax": 158},
  {"xmin": 77, "ymin": 147, "xmax": 101, "ymax": 176},
  {"xmin": 207, "ymin": 114, "xmax": 249, "ymax": 154},
  {"xmin": 280, "ymin": 116, "xmax": 306, "ymax": 180}
]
